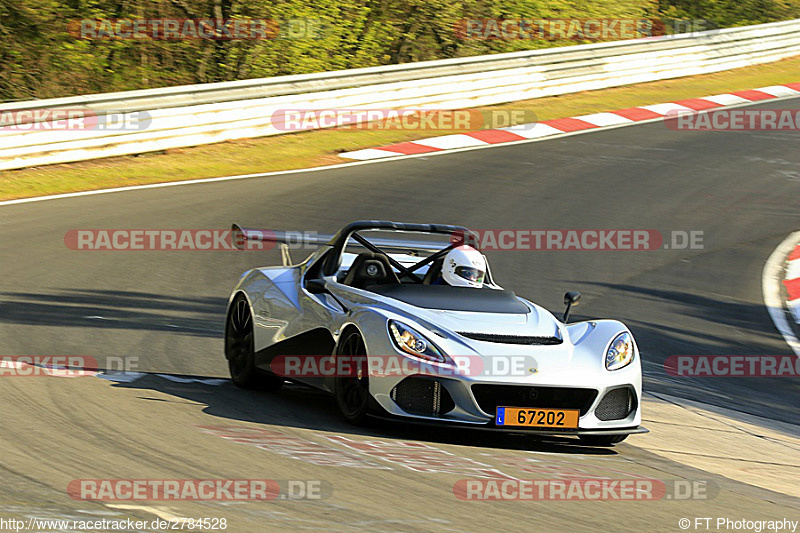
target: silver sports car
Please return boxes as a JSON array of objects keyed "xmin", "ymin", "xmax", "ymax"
[{"xmin": 224, "ymin": 221, "xmax": 646, "ymax": 446}]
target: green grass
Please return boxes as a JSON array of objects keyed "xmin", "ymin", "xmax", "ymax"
[{"xmin": 3, "ymin": 55, "xmax": 800, "ymax": 201}]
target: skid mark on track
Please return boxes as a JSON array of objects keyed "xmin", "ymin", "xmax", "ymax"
[
  {"xmin": 199, "ymin": 424, "xmax": 659, "ymax": 484},
  {"xmin": 326, "ymin": 435, "xmax": 516, "ymax": 479},
  {"xmin": 199, "ymin": 425, "xmax": 390, "ymax": 469}
]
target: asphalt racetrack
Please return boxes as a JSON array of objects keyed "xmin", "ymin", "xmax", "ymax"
[{"xmin": 0, "ymin": 97, "xmax": 798, "ymax": 531}]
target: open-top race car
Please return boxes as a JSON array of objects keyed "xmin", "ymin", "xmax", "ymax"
[{"xmin": 224, "ymin": 220, "xmax": 646, "ymax": 446}]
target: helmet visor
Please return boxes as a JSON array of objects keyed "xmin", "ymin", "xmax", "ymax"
[{"xmin": 454, "ymin": 266, "xmax": 485, "ymax": 284}]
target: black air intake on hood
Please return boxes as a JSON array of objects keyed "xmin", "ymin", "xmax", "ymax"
[{"xmin": 458, "ymin": 332, "xmax": 563, "ymax": 345}]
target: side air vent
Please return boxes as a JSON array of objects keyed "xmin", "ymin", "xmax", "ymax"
[
  {"xmin": 595, "ymin": 387, "xmax": 637, "ymax": 421},
  {"xmin": 457, "ymin": 332, "xmax": 563, "ymax": 345},
  {"xmin": 391, "ymin": 377, "xmax": 455, "ymax": 416}
]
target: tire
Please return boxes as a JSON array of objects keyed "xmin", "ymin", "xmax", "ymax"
[
  {"xmin": 334, "ymin": 330, "xmax": 371, "ymax": 425},
  {"xmin": 578, "ymin": 434, "xmax": 628, "ymax": 446},
  {"xmin": 225, "ymin": 295, "xmax": 283, "ymax": 391}
]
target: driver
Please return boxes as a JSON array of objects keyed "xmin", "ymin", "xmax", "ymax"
[{"xmin": 434, "ymin": 246, "xmax": 486, "ymax": 288}]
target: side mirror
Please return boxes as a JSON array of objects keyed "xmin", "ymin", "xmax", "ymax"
[
  {"xmin": 563, "ymin": 291, "xmax": 581, "ymax": 323},
  {"xmin": 306, "ymin": 279, "xmax": 327, "ymax": 294}
]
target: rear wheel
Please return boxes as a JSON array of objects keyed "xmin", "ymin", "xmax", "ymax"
[
  {"xmin": 578, "ymin": 434, "xmax": 628, "ymax": 446},
  {"xmin": 334, "ymin": 330, "xmax": 371, "ymax": 425},
  {"xmin": 225, "ymin": 295, "xmax": 283, "ymax": 391}
]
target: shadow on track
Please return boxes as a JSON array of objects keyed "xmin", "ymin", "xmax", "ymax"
[
  {"xmin": 0, "ymin": 289, "xmax": 223, "ymax": 337},
  {"xmin": 109, "ymin": 373, "xmax": 618, "ymax": 456},
  {"xmin": 581, "ymin": 282, "xmax": 781, "ymax": 352}
]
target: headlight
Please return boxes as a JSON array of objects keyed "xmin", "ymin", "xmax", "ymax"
[
  {"xmin": 388, "ymin": 321, "xmax": 445, "ymax": 363},
  {"xmin": 605, "ymin": 332, "xmax": 634, "ymax": 371}
]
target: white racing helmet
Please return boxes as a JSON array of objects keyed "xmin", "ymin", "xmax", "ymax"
[{"xmin": 442, "ymin": 246, "xmax": 486, "ymax": 288}]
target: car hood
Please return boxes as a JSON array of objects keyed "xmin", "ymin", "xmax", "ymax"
[
  {"xmin": 413, "ymin": 304, "xmax": 562, "ymax": 339},
  {"xmin": 338, "ymin": 286, "xmax": 563, "ymax": 340}
]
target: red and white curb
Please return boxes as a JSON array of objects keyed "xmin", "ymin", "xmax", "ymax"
[
  {"xmin": 785, "ymin": 244, "xmax": 800, "ymax": 325},
  {"xmin": 340, "ymin": 83, "xmax": 800, "ymax": 160},
  {"xmin": 763, "ymin": 231, "xmax": 800, "ymax": 357}
]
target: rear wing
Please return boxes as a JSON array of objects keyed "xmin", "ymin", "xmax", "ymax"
[
  {"xmin": 232, "ymin": 223, "xmax": 477, "ymax": 253},
  {"xmin": 232, "ymin": 224, "xmax": 334, "ymax": 249}
]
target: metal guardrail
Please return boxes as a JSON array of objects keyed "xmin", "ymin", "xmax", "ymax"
[{"xmin": 1, "ymin": 19, "xmax": 799, "ymax": 170}]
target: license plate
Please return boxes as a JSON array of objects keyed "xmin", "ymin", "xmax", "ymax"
[{"xmin": 496, "ymin": 407, "xmax": 579, "ymax": 428}]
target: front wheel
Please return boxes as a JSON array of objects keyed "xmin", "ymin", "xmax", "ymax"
[
  {"xmin": 334, "ymin": 330, "xmax": 371, "ymax": 425},
  {"xmin": 578, "ymin": 434, "xmax": 628, "ymax": 446},
  {"xmin": 225, "ymin": 295, "xmax": 283, "ymax": 391}
]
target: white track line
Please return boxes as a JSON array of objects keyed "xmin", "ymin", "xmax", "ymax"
[
  {"xmin": 638, "ymin": 103, "xmax": 694, "ymax": 115},
  {"xmin": 2, "ymin": 93, "xmax": 800, "ymax": 208},
  {"xmin": 786, "ymin": 258, "xmax": 800, "ymax": 281},
  {"xmin": 702, "ymin": 94, "xmax": 751, "ymax": 106},
  {"xmin": 762, "ymin": 231, "xmax": 800, "ymax": 357},
  {"xmin": 574, "ymin": 112, "xmax": 634, "ymax": 127},
  {"xmin": 758, "ymin": 85, "xmax": 800, "ymax": 97},
  {"xmin": 411, "ymin": 134, "xmax": 488, "ymax": 149}
]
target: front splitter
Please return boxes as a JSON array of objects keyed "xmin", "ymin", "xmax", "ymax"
[{"xmin": 369, "ymin": 412, "xmax": 648, "ymax": 437}]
